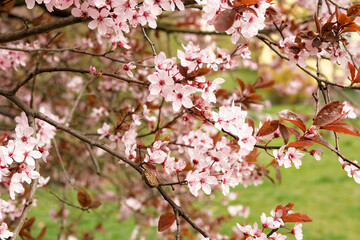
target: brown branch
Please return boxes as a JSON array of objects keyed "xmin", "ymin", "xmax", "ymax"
[
  {"xmin": 0, "ymin": 16, "xmax": 86, "ymax": 43},
  {"xmin": 10, "ymin": 67, "xmax": 147, "ymax": 94}
]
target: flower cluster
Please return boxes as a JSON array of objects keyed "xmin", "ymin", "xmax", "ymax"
[
  {"xmin": 273, "ymin": 146, "xmax": 305, "ymax": 169},
  {"xmin": 237, "ymin": 209, "xmax": 304, "ymax": 240},
  {"xmin": 0, "ymin": 44, "xmax": 28, "ymax": 71},
  {"xmin": 147, "ymin": 43, "xmax": 250, "ymax": 112},
  {"xmin": 0, "ymin": 112, "xmax": 56, "ymax": 237},
  {"xmin": 339, "ymin": 158, "xmax": 360, "ymax": 184}
]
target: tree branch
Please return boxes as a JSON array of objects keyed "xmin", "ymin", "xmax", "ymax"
[{"xmin": 0, "ymin": 16, "xmax": 86, "ymax": 43}]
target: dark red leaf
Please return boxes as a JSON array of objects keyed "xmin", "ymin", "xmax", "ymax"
[
  {"xmin": 353, "ymin": 68, "xmax": 360, "ymax": 85},
  {"xmin": 313, "ymin": 134, "xmax": 336, "ymax": 151},
  {"xmin": 247, "ymin": 116, "xmax": 255, "ymax": 135},
  {"xmin": 278, "ymin": 110, "xmax": 307, "ymax": 132},
  {"xmin": 287, "ymin": 140, "xmax": 314, "ymax": 148},
  {"xmin": 283, "ymin": 213, "xmax": 313, "ymax": 223},
  {"xmin": 236, "ymin": 78, "xmax": 245, "ymax": 91},
  {"xmin": 177, "ymin": 63, "xmax": 188, "ymax": 77},
  {"xmin": 285, "ymin": 202, "xmax": 294, "ymax": 212},
  {"xmin": 313, "ymin": 101, "xmax": 344, "ymax": 127},
  {"xmin": 279, "ymin": 124, "xmax": 289, "ymax": 144},
  {"xmin": 347, "ymin": 3, "xmax": 360, "ymax": 19},
  {"xmin": 257, "ymin": 120, "xmax": 279, "ymax": 136},
  {"xmin": 214, "ymin": 9, "xmax": 237, "ymax": 32},
  {"xmin": 314, "ymin": 12, "xmax": 321, "ymax": 33},
  {"xmin": 287, "ymin": 127, "xmax": 302, "ymax": 140},
  {"xmin": 342, "ymin": 22, "xmax": 360, "ymax": 33},
  {"xmin": 348, "ymin": 61, "xmax": 356, "ymax": 80},
  {"xmin": 90, "ymin": 200, "xmax": 102, "ymax": 209},
  {"xmin": 233, "ymin": 0, "xmax": 261, "ymax": 6},
  {"xmin": 321, "ymin": 122, "xmax": 360, "ymax": 136},
  {"xmin": 77, "ymin": 187, "xmax": 93, "ymax": 208},
  {"xmin": 158, "ymin": 212, "xmax": 176, "ymax": 232}
]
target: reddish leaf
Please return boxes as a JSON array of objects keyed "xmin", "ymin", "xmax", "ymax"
[
  {"xmin": 236, "ymin": 78, "xmax": 245, "ymax": 91},
  {"xmin": 287, "ymin": 127, "xmax": 302, "ymax": 140},
  {"xmin": 177, "ymin": 63, "xmax": 188, "ymax": 77},
  {"xmin": 284, "ymin": 202, "xmax": 294, "ymax": 212},
  {"xmin": 321, "ymin": 122, "xmax": 360, "ymax": 136},
  {"xmin": 247, "ymin": 116, "xmax": 255, "ymax": 135},
  {"xmin": 347, "ymin": 4, "xmax": 360, "ymax": 20},
  {"xmin": 194, "ymin": 67, "xmax": 211, "ymax": 77},
  {"xmin": 342, "ymin": 22, "xmax": 360, "ymax": 33},
  {"xmin": 275, "ymin": 204, "xmax": 287, "ymax": 217},
  {"xmin": 257, "ymin": 120, "xmax": 279, "ymax": 137},
  {"xmin": 158, "ymin": 212, "xmax": 176, "ymax": 232},
  {"xmin": 90, "ymin": 200, "xmax": 102, "ymax": 209},
  {"xmin": 283, "ymin": 213, "xmax": 313, "ymax": 223},
  {"xmin": 77, "ymin": 187, "xmax": 93, "ymax": 208},
  {"xmin": 348, "ymin": 61, "xmax": 356, "ymax": 80},
  {"xmin": 214, "ymin": 9, "xmax": 237, "ymax": 32},
  {"xmin": 279, "ymin": 124, "xmax": 289, "ymax": 144},
  {"xmin": 278, "ymin": 110, "xmax": 307, "ymax": 132},
  {"xmin": 338, "ymin": 13, "xmax": 352, "ymax": 26},
  {"xmin": 313, "ymin": 134, "xmax": 336, "ymax": 151},
  {"xmin": 233, "ymin": 0, "xmax": 261, "ymax": 5},
  {"xmin": 353, "ymin": 68, "xmax": 360, "ymax": 85},
  {"xmin": 314, "ymin": 12, "xmax": 321, "ymax": 33},
  {"xmin": 35, "ymin": 226, "xmax": 47, "ymax": 240},
  {"xmin": 271, "ymin": 159, "xmax": 282, "ymax": 183},
  {"xmin": 287, "ymin": 140, "xmax": 314, "ymax": 148},
  {"xmin": 253, "ymin": 77, "xmax": 275, "ymax": 89},
  {"xmin": 313, "ymin": 101, "xmax": 344, "ymax": 127},
  {"xmin": 22, "ymin": 217, "xmax": 36, "ymax": 230}
]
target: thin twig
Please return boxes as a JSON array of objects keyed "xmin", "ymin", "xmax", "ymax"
[
  {"xmin": 142, "ymin": 27, "xmax": 157, "ymax": 56},
  {"xmin": 65, "ymin": 77, "xmax": 96, "ymax": 124},
  {"xmin": 53, "ymin": 138, "xmax": 77, "ymax": 189},
  {"xmin": 84, "ymin": 143, "xmax": 101, "ymax": 175},
  {"xmin": 174, "ymin": 208, "xmax": 181, "ymax": 240}
]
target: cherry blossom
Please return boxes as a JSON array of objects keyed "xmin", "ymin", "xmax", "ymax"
[
  {"xmin": 9, "ymin": 173, "xmax": 25, "ymax": 200},
  {"xmin": 88, "ymin": 8, "xmax": 114, "ymax": 35},
  {"xmin": 97, "ymin": 122, "xmax": 111, "ymax": 139},
  {"xmin": 0, "ymin": 223, "xmax": 13, "ymax": 240},
  {"xmin": 167, "ymin": 84, "xmax": 197, "ymax": 112}
]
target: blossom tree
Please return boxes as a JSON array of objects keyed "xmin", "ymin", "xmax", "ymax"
[{"xmin": 0, "ymin": 0, "xmax": 360, "ymax": 239}]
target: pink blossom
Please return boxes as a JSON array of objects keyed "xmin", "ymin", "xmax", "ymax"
[
  {"xmin": 0, "ymin": 140, "xmax": 24, "ymax": 164},
  {"xmin": 97, "ymin": 122, "xmax": 111, "ymax": 139},
  {"xmin": 342, "ymin": 101, "xmax": 357, "ymax": 119},
  {"xmin": 138, "ymin": 3, "xmax": 161, "ymax": 29},
  {"xmin": 147, "ymin": 70, "xmax": 174, "ymax": 101},
  {"xmin": 71, "ymin": 2, "xmax": 90, "ymax": 18},
  {"xmin": 88, "ymin": 8, "xmax": 114, "ymax": 35},
  {"xmin": 22, "ymin": 145, "xmax": 42, "ymax": 166},
  {"xmin": 220, "ymin": 170, "xmax": 239, "ymax": 196},
  {"xmin": 37, "ymin": 176, "xmax": 50, "ymax": 187},
  {"xmin": 201, "ymin": 78, "xmax": 224, "ymax": 103},
  {"xmin": 291, "ymin": 223, "xmax": 303, "ymax": 240},
  {"xmin": 186, "ymin": 170, "xmax": 218, "ymax": 197},
  {"xmin": 0, "ymin": 223, "xmax": 13, "ymax": 240},
  {"xmin": 167, "ymin": 84, "xmax": 197, "ymax": 112},
  {"xmin": 9, "ymin": 173, "xmax": 25, "ymax": 200},
  {"xmin": 286, "ymin": 147, "xmax": 304, "ymax": 169},
  {"xmin": 15, "ymin": 125, "xmax": 36, "ymax": 148}
]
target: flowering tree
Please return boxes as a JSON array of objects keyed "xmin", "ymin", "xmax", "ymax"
[{"xmin": 0, "ymin": 0, "xmax": 360, "ymax": 239}]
